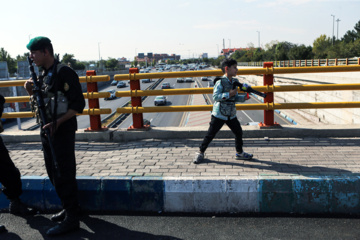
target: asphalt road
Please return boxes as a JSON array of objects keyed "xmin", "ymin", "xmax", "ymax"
[{"xmin": 1, "ymin": 212, "xmax": 360, "ymax": 240}]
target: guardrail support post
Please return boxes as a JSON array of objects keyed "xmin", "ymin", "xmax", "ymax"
[
  {"xmin": 128, "ymin": 68, "xmax": 146, "ymax": 130},
  {"xmin": 260, "ymin": 62, "xmax": 280, "ymax": 128},
  {"xmin": 85, "ymin": 70, "xmax": 105, "ymax": 131},
  {"xmin": 86, "ymin": 70, "xmax": 101, "ymax": 131}
]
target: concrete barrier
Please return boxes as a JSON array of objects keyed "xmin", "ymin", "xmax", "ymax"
[{"xmin": 2, "ymin": 175, "xmax": 360, "ymax": 214}]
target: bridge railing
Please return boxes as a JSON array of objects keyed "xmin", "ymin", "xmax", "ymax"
[
  {"xmin": 239, "ymin": 57, "xmax": 360, "ymax": 67},
  {"xmin": 1, "ymin": 63, "xmax": 360, "ymax": 130}
]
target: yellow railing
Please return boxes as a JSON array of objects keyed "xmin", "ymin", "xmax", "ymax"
[{"xmin": 1, "ymin": 64, "xmax": 360, "ymax": 128}]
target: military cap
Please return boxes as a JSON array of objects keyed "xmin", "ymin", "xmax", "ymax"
[{"xmin": 26, "ymin": 36, "xmax": 52, "ymax": 51}]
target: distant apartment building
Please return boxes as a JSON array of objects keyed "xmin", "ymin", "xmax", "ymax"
[
  {"xmin": 200, "ymin": 53, "xmax": 208, "ymax": 59},
  {"xmin": 221, "ymin": 48, "xmax": 251, "ymax": 57},
  {"xmin": 135, "ymin": 53, "xmax": 181, "ymax": 63}
]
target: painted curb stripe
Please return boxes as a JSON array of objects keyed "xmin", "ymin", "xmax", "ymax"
[{"xmin": 1, "ymin": 176, "xmax": 359, "ymax": 214}]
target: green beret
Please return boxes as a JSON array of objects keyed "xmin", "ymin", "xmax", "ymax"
[{"xmin": 26, "ymin": 36, "xmax": 51, "ymax": 51}]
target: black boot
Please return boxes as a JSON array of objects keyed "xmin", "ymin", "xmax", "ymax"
[
  {"xmin": 50, "ymin": 209, "xmax": 67, "ymax": 222},
  {"xmin": 46, "ymin": 210, "xmax": 80, "ymax": 236},
  {"xmin": 0, "ymin": 225, "xmax": 7, "ymax": 233},
  {"xmin": 9, "ymin": 198, "xmax": 36, "ymax": 215}
]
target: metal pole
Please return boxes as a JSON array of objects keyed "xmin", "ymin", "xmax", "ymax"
[
  {"xmin": 98, "ymin": 42, "xmax": 101, "ymax": 71},
  {"xmin": 85, "ymin": 70, "xmax": 103, "ymax": 131},
  {"xmin": 336, "ymin": 19, "xmax": 341, "ymax": 40},
  {"xmin": 331, "ymin": 15, "xmax": 335, "ymax": 45},
  {"xmin": 12, "ymin": 86, "xmax": 21, "ymax": 130},
  {"xmin": 257, "ymin": 31, "xmax": 260, "ymax": 48}
]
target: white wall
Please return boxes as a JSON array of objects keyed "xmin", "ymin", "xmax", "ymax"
[{"xmin": 241, "ymin": 70, "xmax": 360, "ymax": 125}]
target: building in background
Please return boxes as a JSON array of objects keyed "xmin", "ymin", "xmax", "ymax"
[
  {"xmin": 135, "ymin": 53, "xmax": 181, "ymax": 64},
  {"xmin": 221, "ymin": 48, "xmax": 250, "ymax": 58},
  {"xmin": 200, "ymin": 53, "xmax": 208, "ymax": 59}
]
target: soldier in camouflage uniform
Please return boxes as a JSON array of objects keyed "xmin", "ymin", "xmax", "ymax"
[{"xmin": 24, "ymin": 37, "xmax": 85, "ymax": 236}]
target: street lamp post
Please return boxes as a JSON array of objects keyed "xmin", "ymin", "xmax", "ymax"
[
  {"xmin": 336, "ymin": 18, "xmax": 341, "ymax": 40},
  {"xmin": 331, "ymin": 14, "xmax": 335, "ymax": 45},
  {"xmin": 256, "ymin": 31, "xmax": 260, "ymax": 48},
  {"xmin": 98, "ymin": 42, "xmax": 101, "ymax": 71}
]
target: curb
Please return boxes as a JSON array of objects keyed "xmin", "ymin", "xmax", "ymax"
[
  {"xmin": 2, "ymin": 124, "xmax": 360, "ymax": 143},
  {"xmin": 1, "ymin": 175, "xmax": 360, "ymax": 214}
]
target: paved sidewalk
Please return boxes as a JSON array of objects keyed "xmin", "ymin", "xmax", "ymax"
[{"xmin": 6, "ymin": 137, "xmax": 360, "ymax": 178}]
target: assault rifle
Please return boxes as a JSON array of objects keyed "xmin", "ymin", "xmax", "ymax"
[
  {"xmin": 232, "ymin": 81, "xmax": 267, "ymax": 98},
  {"xmin": 28, "ymin": 57, "xmax": 59, "ymax": 173}
]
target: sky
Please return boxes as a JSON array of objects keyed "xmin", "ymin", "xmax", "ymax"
[{"xmin": 1, "ymin": 0, "xmax": 360, "ymax": 62}]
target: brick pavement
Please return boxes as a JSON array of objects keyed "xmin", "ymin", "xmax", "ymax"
[{"xmin": 6, "ymin": 137, "xmax": 360, "ymax": 178}]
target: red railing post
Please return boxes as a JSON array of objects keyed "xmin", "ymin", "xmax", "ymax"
[
  {"xmin": 85, "ymin": 70, "xmax": 103, "ymax": 131},
  {"xmin": 263, "ymin": 62, "xmax": 274, "ymax": 126},
  {"xmin": 128, "ymin": 68, "xmax": 145, "ymax": 130},
  {"xmin": 259, "ymin": 62, "xmax": 281, "ymax": 128}
]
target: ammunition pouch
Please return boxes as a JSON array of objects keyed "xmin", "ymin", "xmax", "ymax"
[
  {"xmin": 44, "ymin": 91, "xmax": 68, "ymax": 119},
  {"xmin": 31, "ymin": 91, "xmax": 68, "ymax": 123}
]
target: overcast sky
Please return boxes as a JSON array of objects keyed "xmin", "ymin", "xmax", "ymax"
[{"xmin": 1, "ymin": 0, "xmax": 359, "ymax": 61}]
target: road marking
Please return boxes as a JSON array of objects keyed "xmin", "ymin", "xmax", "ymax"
[{"xmin": 241, "ymin": 110, "xmax": 255, "ymax": 122}]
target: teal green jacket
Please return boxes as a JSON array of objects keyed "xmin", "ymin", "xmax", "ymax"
[{"xmin": 212, "ymin": 76, "xmax": 246, "ymax": 120}]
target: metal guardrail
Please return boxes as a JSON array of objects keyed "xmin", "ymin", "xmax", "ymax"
[
  {"xmin": 1, "ymin": 63, "xmax": 360, "ymax": 129},
  {"xmin": 239, "ymin": 57, "xmax": 360, "ymax": 67}
]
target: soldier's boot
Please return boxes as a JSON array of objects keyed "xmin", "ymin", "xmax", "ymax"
[
  {"xmin": 46, "ymin": 210, "xmax": 80, "ymax": 236},
  {"xmin": 50, "ymin": 209, "xmax": 67, "ymax": 222},
  {"xmin": 0, "ymin": 225, "xmax": 7, "ymax": 233},
  {"xmin": 9, "ymin": 198, "xmax": 36, "ymax": 215}
]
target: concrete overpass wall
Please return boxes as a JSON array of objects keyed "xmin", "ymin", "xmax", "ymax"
[{"xmin": 241, "ymin": 68, "xmax": 360, "ymax": 125}]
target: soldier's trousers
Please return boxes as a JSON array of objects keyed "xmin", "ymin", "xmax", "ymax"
[
  {"xmin": 41, "ymin": 129, "xmax": 79, "ymax": 211},
  {"xmin": 0, "ymin": 136, "xmax": 22, "ymax": 200}
]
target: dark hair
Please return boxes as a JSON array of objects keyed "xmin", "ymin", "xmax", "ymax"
[
  {"xmin": 40, "ymin": 43, "xmax": 54, "ymax": 57},
  {"xmin": 220, "ymin": 58, "xmax": 237, "ymax": 73}
]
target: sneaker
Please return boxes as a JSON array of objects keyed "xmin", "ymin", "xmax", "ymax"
[
  {"xmin": 193, "ymin": 152, "xmax": 204, "ymax": 164},
  {"xmin": 236, "ymin": 152, "xmax": 253, "ymax": 160}
]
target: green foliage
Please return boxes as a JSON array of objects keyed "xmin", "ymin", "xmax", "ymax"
[
  {"xmin": 105, "ymin": 58, "xmax": 120, "ymax": 70},
  {"xmin": 0, "ymin": 48, "xmax": 16, "ymax": 74},
  {"xmin": 61, "ymin": 53, "xmax": 85, "ymax": 70},
  {"xmin": 313, "ymin": 35, "xmax": 332, "ymax": 58}
]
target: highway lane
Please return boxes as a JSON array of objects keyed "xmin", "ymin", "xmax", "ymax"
[{"xmin": 118, "ymin": 75, "xmax": 192, "ymax": 128}]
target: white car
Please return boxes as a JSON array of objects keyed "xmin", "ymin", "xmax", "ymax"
[
  {"xmin": 104, "ymin": 89, "xmax": 116, "ymax": 100},
  {"xmin": 154, "ymin": 96, "xmax": 167, "ymax": 106}
]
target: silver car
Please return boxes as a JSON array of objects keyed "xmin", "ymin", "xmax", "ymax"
[{"xmin": 154, "ymin": 96, "xmax": 167, "ymax": 106}]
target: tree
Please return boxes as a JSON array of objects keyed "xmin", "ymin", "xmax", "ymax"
[
  {"xmin": 105, "ymin": 58, "xmax": 119, "ymax": 70},
  {"xmin": 288, "ymin": 44, "xmax": 313, "ymax": 60},
  {"xmin": 275, "ymin": 42, "xmax": 294, "ymax": 61},
  {"xmin": 16, "ymin": 53, "xmax": 29, "ymax": 61},
  {"xmin": 0, "ymin": 48, "xmax": 16, "ymax": 74},
  {"xmin": 312, "ymin": 35, "xmax": 331, "ymax": 59},
  {"xmin": 61, "ymin": 53, "xmax": 77, "ymax": 67}
]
